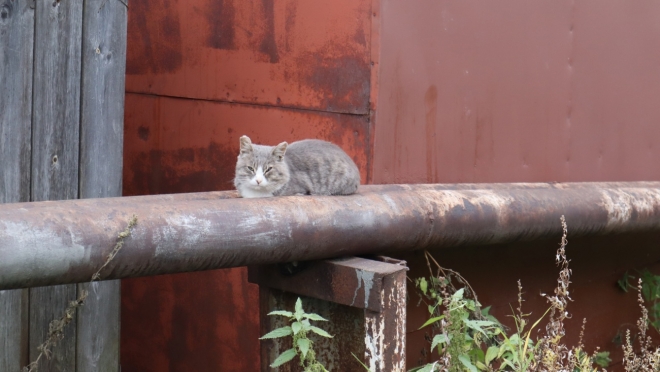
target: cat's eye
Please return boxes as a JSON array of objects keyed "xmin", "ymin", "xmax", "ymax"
[
  {"xmin": 264, "ymin": 166, "xmax": 273, "ymax": 173},
  {"xmin": 247, "ymin": 166, "xmax": 255, "ymax": 173}
]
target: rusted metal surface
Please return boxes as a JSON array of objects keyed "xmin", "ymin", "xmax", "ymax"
[
  {"xmin": 125, "ymin": 0, "xmax": 372, "ymax": 114},
  {"xmin": 253, "ymin": 256, "xmax": 407, "ymax": 371},
  {"xmin": 120, "ymin": 90, "xmax": 369, "ymax": 371},
  {"xmin": 118, "ymin": 0, "xmax": 660, "ymax": 370},
  {"xmin": 248, "ymin": 257, "xmax": 406, "ymax": 311},
  {"xmin": 1, "ymin": 182, "xmax": 660, "ymax": 289},
  {"xmin": 122, "ymin": 0, "xmax": 375, "ymax": 368},
  {"xmin": 372, "ymin": 0, "xmax": 660, "ymax": 185},
  {"xmin": 122, "ymin": 93, "xmax": 370, "ymax": 196},
  {"xmin": 120, "ymin": 269, "xmax": 260, "ymax": 372},
  {"xmin": 369, "ymin": 3, "xmax": 660, "ymax": 369}
]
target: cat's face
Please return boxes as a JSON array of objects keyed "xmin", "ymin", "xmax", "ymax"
[{"xmin": 234, "ymin": 136, "xmax": 290, "ymax": 197}]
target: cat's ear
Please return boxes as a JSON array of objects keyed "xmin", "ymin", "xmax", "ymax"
[
  {"xmin": 272, "ymin": 142, "xmax": 288, "ymax": 161},
  {"xmin": 239, "ymin": 136, "xmax": 253, "ymax": 155}
]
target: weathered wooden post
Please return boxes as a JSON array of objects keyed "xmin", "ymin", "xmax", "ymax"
[
  {"xmin": 249, "ymin": 257, "xmax": 408, "ymax": 371},
  {"xmin": 0, "ymin": 0, "xmax": 34, "ymax": 369},
  {"xmin": 0, "ymin": 0, "xmax": 127, "ymax": 370}
]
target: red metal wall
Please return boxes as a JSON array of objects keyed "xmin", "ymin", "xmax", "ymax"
[
  {"xmin": 122, "ymin": 0, "xmax": 372, "ymax": 371},
  {"xmin": 122, "ymin": 0, "xmax": 660, "ymax": 370},
  {"xmin": 373, "ymin": 0, "xmax": 660, "ymax": 184},
  {"xmin": 372, "ymin": 0, "xmax": 660, "ymax": 369}
]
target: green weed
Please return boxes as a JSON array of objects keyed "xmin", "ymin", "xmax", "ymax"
[{"xmin": 260, "ymin": 297, "xmax": 333, "ymax": 371}]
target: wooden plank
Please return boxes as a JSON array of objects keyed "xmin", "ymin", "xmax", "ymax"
[
  {"xmin": 79, "ymin": 0, "xmax": 127, "ymax": 199},
  {"xmin": 77, "ymin": 0, "xmax": 127, "ymax": 370},
  {"xmin": 29, "ymin": 0, "xmax": 84, "ymax": 370},
  {"xmin": 0, "ymin": 290, "xmax": 29, "ymax": 372},
  {"xmin": 0, "ymin": 0, "xmax": 33, "ymax": 204},
  {"xmin": 0, "ymin": 1, "xmax": 34, "ymax": 370},
  {"xmin": 30, "ymin": 0, "xmax": 83, "ymax": 202},
  {"xmin": 76, "ymin": 282, "xmax": 120, "ymax": 372},
  {"xmin": 29, "ymin": 285, "xmax": 79, "ymax": 371}
]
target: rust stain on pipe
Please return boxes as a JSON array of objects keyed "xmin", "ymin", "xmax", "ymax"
[{"xmin": 2, "ymin": 182, "xmax": 660, "ymax": 289}]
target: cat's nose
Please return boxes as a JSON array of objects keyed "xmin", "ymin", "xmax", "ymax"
[{"xmin": 256, "ymin": 179, "xmax": 262, "ymax": 185}]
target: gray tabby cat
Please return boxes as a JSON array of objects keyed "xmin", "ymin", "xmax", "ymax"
[{"xmin": 234, "ymin": 135, "xmax": 360, "ymax": 198}]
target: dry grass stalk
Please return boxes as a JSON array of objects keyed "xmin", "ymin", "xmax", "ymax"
[
  {"xmin": 537, "ymin": 215, "xmax": 574, "ymax": 371},
  {"xmin": 415, "ymin": 215, "xmax": 660, "ymax": 372},
  {"xmin": 621, "ymin": 279, "xmax": 660, "ymax": 372},
  {"xmin": 23, "ymin": 215, "xmax": 138, "ymax": 372}
]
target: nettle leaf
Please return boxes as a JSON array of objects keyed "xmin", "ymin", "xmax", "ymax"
[
  {"xmin": 475, "ymin": 361, "xmax": 488, "ymax": 371},
  {"xmin": 458, "ymin": 354, "xmax": 478, "ymax": 372},
  {"xmin": 452, "ymin": 288, "xmax": 465, "ymax": 300},
  {"xmin": 501, "ymin": 358, "xmax": 516, "ymax": 370},
  {"xmin": 267, "ymin": 310, "xmax": 293, "ymax": 318},
  {"xmin": 292, "ymin": 321, "xmax": 303, "ymax": 335},
  {"xmin": 270, "ymin": 348, "xmax": 297, "ymax": 368},
  {"xmin": 295, "ymin": 298, "xmax": 304, "ymax": 321},
  {"xmin": 485, "ymin": 345, "xmax": 499, "ymax": 365},
  {"xmin": 310, "ymin": 326, "xmax": 333, "ymax": 338},
  {"xmin": 464, "ymin": 319, "xmax": 496, "ymax": 335},
  {"xmin": 593, "ymin": 351, "xmax": 612, "ymax": 368},
  {"xmin": 303, "ymin": 313, "xmax": 328, "ymax": 322},
  {"xmin": 507, "ymin": 333, "xmax": 521, "ymax": 345},
  {"xmin": 430, "ymin": 334, "xmax": 449, "ymax": 353},
  {"xmin": 418, "ymin": 316, "xmax": 444, "ymax": 330},
  {"xmin": 260, "ymin": 326, "xmax": 292, "ymax": 340},
  {"xmin": 419, "ymin": 277, "xmax": 428, "ymax": 295},
  {"xmin": 411, "ymin": 363, "xmax": 436, "ymax": 372},
  {"xmin": 468, "ymin": 348, "xmax": 485, "ymax": 364},
  {"xmin": 297, "ymin": 338, "xmax": 310, "ymax": 359}
]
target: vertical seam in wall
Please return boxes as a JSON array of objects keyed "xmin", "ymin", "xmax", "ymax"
[
  {"xmin": 75, "ymin": 1, "xmax": 89, "ymax": 370},
  {"xmin": 367, "ymin": 0, "xmax": 382, "ymax": 184},
  {"xmin": 77, "ymin": 0, "xmax": 87, "ymax": 202},
  {"xmin": 20, "ymin": 288, "xmax": 30, "ymax": 367},
  {"xmin": 366, "ymin": 0, "xmax": 374, "ymax": 184},
  {"xmin": 26, "ymin": 0, "xmax": 38, "ymax": 364},
  {"xmin": 28, "ymin": 0, "xmax": 37, "ymax": 204}
]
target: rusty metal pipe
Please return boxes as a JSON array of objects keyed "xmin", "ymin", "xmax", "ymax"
[{"xmin": 2, "ymin": 182, "xmax": 660, "ymax": 290}]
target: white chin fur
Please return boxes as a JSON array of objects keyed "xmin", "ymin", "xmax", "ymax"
[
  {"xmin": 238, "ymin": 186, "xmax": 274, "ymax": 198},
  {"xmin": 249, "ymin": 167, "xmax": 268, "ymax": 187}
]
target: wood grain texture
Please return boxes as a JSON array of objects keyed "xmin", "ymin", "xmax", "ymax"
[
  {"xmin": 0, "ymin": 0, "xmax": 33, "ymax": 204},
  {"xmin": 76, "ymin": 282, "xmax": 120, "ymax": 372},
  {"xmin": 0, "ymin": 289, "xmax": 29, "ymax": 372},
  {"xmin": 77, "ymin": 0, "xmax": 127, "ymax": 370},
  {"xmin": 79, "ymin": 0, "xmax": 127, "ymax": 199},
  {"xmin": 30, "ymin": 0, "xmax": 83, "ymax": 202},
  {"xmin": 29, "ymin": 285, "xmax": 78, "ymax": 371},
  {"xmin": 0, "ymin": 1, "xmax": 34, "ymax": 370},
  {"xmin": 29, "ymin": 0, "xmax": 83, "ymax": 370}
]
